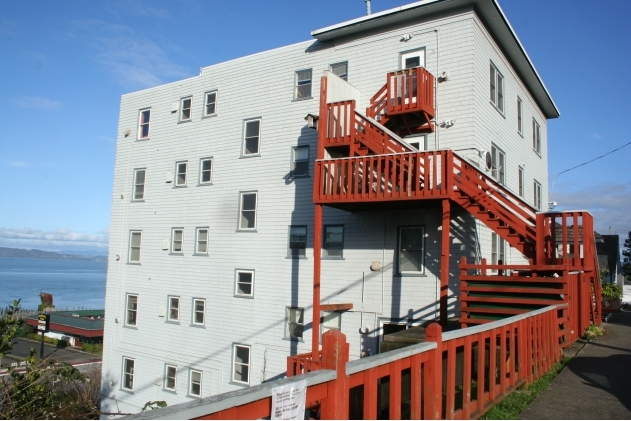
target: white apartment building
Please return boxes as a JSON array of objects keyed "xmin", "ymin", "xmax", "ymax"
[{"xmin": 101, "ymin": 0, "xmax": 559, "ymax": 414}]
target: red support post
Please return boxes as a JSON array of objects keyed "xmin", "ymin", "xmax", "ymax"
[
  {"xmin": 312, "ymin": 204, "xmax": 323, "ymax": 357},
  {"xmin": 320, "ymin": 330, "xmax": 349, "ymax": 420},
  {"xmin": 425, "ymin": 323, "xmax": 443, "ymax": 420},
  {"xmin": 440, "ymin": 199, "xmax": 451, "ymax": 326}
]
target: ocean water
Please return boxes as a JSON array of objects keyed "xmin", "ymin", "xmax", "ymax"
[{"xmin": 0, "ymin": 257, "xmax": 107, "ymax": 311}]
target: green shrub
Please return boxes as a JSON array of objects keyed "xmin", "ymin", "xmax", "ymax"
[
  {"xmin": 584, "ymin": 324, "xmax": 604, "ymax": 340},
  {"xmin": 601, "ymin": 283, "xmax": 623, "ymax": 300}
]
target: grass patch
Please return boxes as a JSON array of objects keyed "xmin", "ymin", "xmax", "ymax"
[
  {"xmin": 480, "ymin": 357, "xmax": 570, "ymax": 420},
  {"xmin": 584, "ymin": 324, "xmax": 604, "ymax": 340}
]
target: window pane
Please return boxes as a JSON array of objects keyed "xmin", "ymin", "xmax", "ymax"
[
  {"xmin": 242, "ymin": 194, "xmax": 256, "ymax": 211},
  {"xmin": 131, "ymin": 232, "xmax": 141, "ymax": 247},
  {"xmin": 294, "ymin": 147, "xmax": 308, "ymax": 161},
  {"xmin": 135, "ymin": 170, "xmax": 145, "ymax": 184},
  {"xmin": 400, "ymin": 227, "xmax": 424, "ymax": 272},
  {"xmin": 405, "ymin": 56, "xmax": 420, "ymax": 68},
  {"xmin": 141, "ymin": 110, "xmax": 150, "ymax": 124},
  {"xmin": 235, "ymin": 364, "xmax": 248, "ymax": 382},
  {"xmin": 202, "ymin": 160, "xmax": 211, "ymax": 171},
  {"xmin": 237, "ymin": 282, "xmax": 252, "ymax": 295},
  {"xmin": 331, "ymin": 62, "xmax": 348, "ymax": 80},
  {"xmin": 235, "ymin": 346, "xmax": 249, "ymax": 364},
  {"xmin": 490, "ymin": 65, "xmax": 496, "ymax": 102},
  {"xmin": 245, "ymin": 121, "xmax": 260, "ymax": 138},
  {"xmin": 296, "ymin": 84, "xmax": 311, "ymax": 98},
  {"xmin": 244, "ymin": 138, "xmax": 259, "ymax": 154},
  {"xmin": 134, "ymin": 185, "xmax": 144, "ymax": 200},
  {"xmin": 240, "ymin": 211, "xmax": 255, "ymax": 229},
  {"xmin": 400, "ymin": 227, "xmax": 423, "ymax": 250}
]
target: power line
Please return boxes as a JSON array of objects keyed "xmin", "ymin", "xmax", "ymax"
[{"xmin": 551, "ymin": 139, "xmax": 631, "ymax": 192}]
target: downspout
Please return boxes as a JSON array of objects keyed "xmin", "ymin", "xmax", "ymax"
[{"xmin": 434, "ymin": 28, "xmax": 440, "ymax": 150}]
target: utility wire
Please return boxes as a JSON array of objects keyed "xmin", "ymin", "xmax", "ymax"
[{"xmin": 550, "ymin": 139, "xmax": 631, "ymax": 192}]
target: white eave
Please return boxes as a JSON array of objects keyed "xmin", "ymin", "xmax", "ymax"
[{"xmin": 312, "ymin": 0, "xmax": 560, "ymax": 119}]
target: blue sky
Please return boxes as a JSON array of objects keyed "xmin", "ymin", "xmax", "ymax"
[{"xmin": 0, "ymin": 0, "xmax": 630, "ymax": 254}]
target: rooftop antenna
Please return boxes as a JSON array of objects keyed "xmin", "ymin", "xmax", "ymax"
[{"xmin": 365, "ymin": 0, "xmax": 372, "ymax": 15}]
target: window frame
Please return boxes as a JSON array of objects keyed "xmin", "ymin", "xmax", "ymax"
[
  {"xmin": 175, "ymin": 161, "xmax": 188, "ymax": 187},
  {"xmin": 128, "ymin": 231, "xmax": 142, "ymax": 263},
  {"xmin": 491, "ymin": 232, "xmax": 506, "ymax": 266},
  {"xmin": 242, "ymin": 118, "xmax": 262, "ymax": 157},
  {"xmin": 234, "ymin": 269, "xmax": 255, "ymax": 298},
  {"xmin": 122, "ymin": 357, "xmax": 135, "ymax": 391},
  {"xmin": 291, "ymin": 146, "xmax": 309, "ymax": 178},
  {"xmin": 518, "ymin": 166, "xmax": 524, "ymax": 197},
  {"xmin": 203, "ymin": 90, "xmax": 218, "ymax": 117},
  {"xmin": 294, "ymin": 68, "xmax": 313, "ymax": 100},
  {"xmin": 167, "ymin": 296, "xmax": 180, "ymax": 322},
  {"xmin": 323, "ymin": 225, "xmax": 344, "ymax": 259},
  {"xmin": 284, "ymin": 307, "xmax": 305, "ymax": 340},
  {"xmin": 532, "ymin": 119, "xmax": 541, "ymax": 155},
  {"xmin": 232, "ymin": 344, "xmax": 251, "ymax": 385},
  {"xmin": 126, "ymin": 294, "xmax": 138, "ymax": 326},
  {"xmin": 397, "ymin": 226, "xmax": 426, "ymax": 276},
  {"xmin": 534, "ymin": 180, "xmax": 542, "ymax": 210},
  {"xmin": 238, "ymin": 191, "xmax": 258, "ymax": 231},
  {"xmin": 405, "ymin": 134, "xmax": 428, "ymax": 151},
  {"xmin": 195, "ymin": 227, "xmax": 209, "ymax": 255},
  {"xmin": 491, "ymin": 144, "xmax": 506, "ymax": 185},
  {"xmin": 137, "ymin": 108, "xmax": 151, "ymax": 140},
  {"xmin": 199, "ymin": 158, "xmax": 213, "ymax": 185},
  {"xmin": 517, "ymin": 97, "xmax": 523, "ymax": 135},
  {"xmin": 192, "ymin": 298, "xmax": 205, "ymax": 326},
  {"xmin": 164, "ymin": 364, "xmax": 177, "ymax": 392},
  {"xmin": 189, "ymin": 369, "xmax": 202, "ymax": 397},
  {"xmin": 287, "ymin": 225, "xmax": 307, "ymax": 258},
  {"xmin": 329, "ymin": 61, "xmax": 348, "ymax": 81},
  {"xmin": 400, "ymin": 48, "xmax": 426, "ymax": 69},
  {"xmin": 489, "ymin": 63, "xmax": 504, "ymax": 114},
  {"xmin": 179, "ymin": 96, "xmax": 192, "ymax": 122},
  {"xmin": 171, "ymin": 228, "xmax": 184, "ymax": 254},
  {"xmin": 133, "ymin": 168, "xmax": 146, "ymax": 201}
]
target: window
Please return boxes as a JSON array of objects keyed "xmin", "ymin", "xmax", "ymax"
[
  {"xmin": 171, "ymin": 229, "xmax": 183, "ymax": 254},
  {"xmin": 491, "ymin": 232, "xmax": 506, "ymax": 266},
  {"xmin": 398, "ymin": 226, "xmax": 425, "ymax": 274},
  {"xmin": 199, "ymin": 158, "xmax": 212, "ymax": 184},
  {"xmin": 193, "ymin": 299, "xmax": 205, "ymax": 326},
  {"xmin": 518, "ymin": 166, "xmax": 524, "ymax": 197},
  {"xmin": 406, "ymin": 134, "xmax": 427, "ymax": 151},
  {"xmin": 491, "ymin": 144, "xmax": 506, "ymax": 185},
  {"xmin": 196, "ymin": 228, "xmax": 208, "ymax": 254},
  {"xmin": 138, "ymin": 109, "xmax": 150, "ymax": 139},
  {"xmin": 168, "ymin": 296, "xmax": 179, "ymax": 322},
  {"xmin": 285, "ymin": 307, "xmax": 304, "ymax": 340},
  {"xmin": 534, "ymin": 180, "xmax": 542, "ymax": 210},
  {"xmin": 490, "ymin": 63, "xmax": 504, "ymax": 113},
  {"xmin": 288, "ymin": 225, "xmax": 307, "ymax": 258},
  {"xmin": 323, "ymin": 311, "xmax": 341, "ymax": 333},
  {"xmin": 189, "ymin": 370, "xmax": 202, "ymax": 397},
  {"xmin": 291, "ymin": 146, "xmax": 309, "ymax": 177},
  {"xmin": 295, "ymin": 69, "xmax": 312, "ymax": 99},
  {"xmin": 235, "ymin": 270, "xmax": 254, "ymax": 297},
  {"xmin": 175, "ymin": 162, "xmax": 187, "ymax": 186},
  {"xmin": 180, "ymin": 97, "xmax": 192, "ymax": 121},
  {"xmin": 123, "ymin": 357, "xmax": 135, "ymax": 390},
  {"xmin": 400, "ymin": 49, "xmax": 425, "ymax": 69},
  {"xmin": 126, "ymin": 294, "xmax": 138, "ymax": 326},
  {"xmin": 129, "ymin": 231, "xmax": 142, "ymax": 262},
  {"xmin": 323, "ymin": 225, "xmax": 344, "ymax": 258},
  {"xmin": 532, "ymin": 119, "xmax": 541, "ymax": 154},
  {"xmin": 517, "ymin": 97, "xmax": 523, "ymax": 134},
  {"xmin": 133, "ymin": 169, "xmax": 146, "ymax": 200},
  {"xmin": 239, "ymin": 192, "xmax": 257, "ymax": 230},
  {"xmin": 242, "ymin": 119, "xmax": 261, "ymax": 156},
  {"xmin": 330, "ymin": 62, "xmax": 348, "ymax": 81},
  {"xmin": 204, "ymin": 90, "xmax": 217, "ymax": 116},
  {"xmin": 232, "ymin": 344, "xmax": 251, "ymax": 384},
  {"xmin": 165, "ymin": 365, "xmax": 177, "ymax": 391}
]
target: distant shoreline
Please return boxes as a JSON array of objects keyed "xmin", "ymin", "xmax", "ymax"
[{"xmin": 0, "ymin": 247, "xmax": 107, "ymax": 262}]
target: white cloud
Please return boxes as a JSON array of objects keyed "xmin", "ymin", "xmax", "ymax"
[
  {"xmin": 9, "ymin": 161, "xmax": 29, "ymax": 168},
  {"xmin": 0, "ymin": 227, "xmax": 109, "ymax": 250},
  {"xmin": 590, "ymin": 132, "xmax": 602, "ymax": 140},
  {"xmin": 12, "ymin": 96, "xmax": 62, "ymax": 109}
]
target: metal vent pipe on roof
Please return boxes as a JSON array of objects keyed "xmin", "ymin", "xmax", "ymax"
[{"xmin": 365, "ymin": 0, "xmax": 371, "ymax": 15}]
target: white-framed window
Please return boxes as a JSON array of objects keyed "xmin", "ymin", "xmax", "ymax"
[
  {"xmin": 491, "ymin": 144, "xmax": 506, "ymax": 185},
  {"xmin": 180, "ymin": 96, "xmax": 192, "ymax": 122},
  {"xmin": 534, "ymin": 180, "xmax": 542, "ymax": 210},
  {"xmin": 398, "ymin": 226, "xmax": 425, "ymax": 275},
  {"xmin": 171, "ymin": 228, "xmax": 184, "ymax": 254},
  {"xmin": 232, "ymin": 344, "xmax": 251, "ymax": 385},
  {"xmin": 288, "ymin": 225, "xmax": 307, "ymax": 258},
  {"xmin": 129, "ymin": 231, "xmax": 142, "ymax": 263},
  {"xmin": 491, "ymin": 232, "xmax": 506, "ymax": 266},
  {"xmin": 400, "ymin": 48, "xmax": 425, "ymax": 69},
  {"xmin": 291, "ymin": 146, "xmax": 309, "ymax": 177},
  {"xmin": 199, "ymin": 158, "xmax": 212, "ymax": 184},
  {"xmin": 323, "ymin": 311, "xmax": 341, "ymax": 333},
  {"xmin": 532, "ymin": 119, "xmax": 541, "ymax": 154},
  {"xmin": 239, "ymin": 192, "xmax": 257, "ymax": 230},
  {"xmin": 330, "ymin": 61, "xmax": 348, "ymax": 81},
  {"xmin": 323, "ymin": 225, "xmax": 344, "ymax": 258},
  {"xmin": 193, "ymin": 299, "xmax": 205, "ymax": 326},
  {"xmin": 204, "ymin": 90, "xmax": 217, "ymax": 117},
  {"xmin": 490, "ymin": 63, "xmax": 504, "ymax": 113},
  {"xmin": 517, "ymin": 97, "xmax": 523, "ymax": 135},
  {"xmin": 295, "ymin": 69, "xmax": 312, "ymax": 99},
  {"xmin": 167, "ymin": 296, "xmax": 179, "ymax": 322},
  {"xmin": 165, "ymin": 365, "xmax": 177, "ymax": 391},
  {"xmin": 175, "ymin": 161, "xmax": 187, "ymax": 186},
  {"xmin": 242, "ymin": 119, "xmax": 261, "ymax": 156},
  {"xmin": 126, "ymin": 294, "xmax": 138, "ymax": 326},
  {"xmin": 235, "ymin": 270, "xmax": 254, "ymax": 297},
  {"xmin": 133, "ymin": 169, "xmax": 146, "ymax": 200},
  {"xmin": 138, "ymin": 109, "xmax": 150, "ymax": 139},
  {"xmin": 518, "ymin": 166, "xmax": 524, "ymax": 197},
  {"xmin": 122, "ymin": 357, "xmax": 135, "ymax": 391},
  {"xmin": 189, "ymin": 370, "xmax": 202, "ymax": 397},
  {"xmin": 285, "ymin": 307, "xmax": 304, "ymax": 340},
  {"xmin": 406, "ymin": 134, "xmax": 428, "ymax": 151},
  {"xmin": 196, "ymin": 228, "xmax": 209, "ymax": 254}
]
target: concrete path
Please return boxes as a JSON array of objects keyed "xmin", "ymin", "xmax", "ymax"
[{"xmin": 519, "ymin": 311, "xmax": 631, "ymax": 419}]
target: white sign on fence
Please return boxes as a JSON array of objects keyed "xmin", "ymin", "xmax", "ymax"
[{"xmin": 271, "ymin": 379, "xmax": 307, "ymax": 420}]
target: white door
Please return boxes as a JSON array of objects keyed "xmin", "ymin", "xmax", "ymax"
[{"xmin": 400, "ymin": 49, "xmax": 425, "ymax": 69}]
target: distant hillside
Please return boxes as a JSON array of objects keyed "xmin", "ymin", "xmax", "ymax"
[{"xmin": 0, "ymin": 247, "xmax": 107, "ymax": 262}]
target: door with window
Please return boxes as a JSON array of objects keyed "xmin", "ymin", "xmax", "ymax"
[{"xmin": 398, "ymin": 49, "xmax": 425, "ymax": 105}]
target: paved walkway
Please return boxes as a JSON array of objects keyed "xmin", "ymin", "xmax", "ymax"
[{"xmin": 519, "ymin": 310, "xmax": 631, "ymax": 419}]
